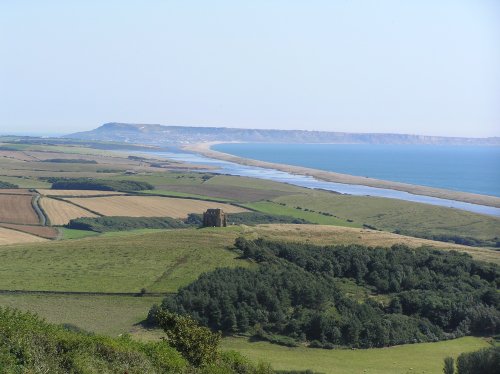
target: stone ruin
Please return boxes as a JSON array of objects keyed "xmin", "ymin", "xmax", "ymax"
[{"xmin": 202, "ymin": 208, "xmax": 227, "ymax": 227}]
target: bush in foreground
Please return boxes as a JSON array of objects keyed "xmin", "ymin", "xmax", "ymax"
[
  {"xmin": 0, "ymin": 307, "xmax": 272, "ymax": 374},
  {"xmin": 0, "ymin": 307, "xmax": 186, "ymax": 373}
]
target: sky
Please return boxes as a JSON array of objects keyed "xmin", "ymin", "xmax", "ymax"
[{"xmin": 1, "ymin": 0, "xmax": 499, "ymax": 137}]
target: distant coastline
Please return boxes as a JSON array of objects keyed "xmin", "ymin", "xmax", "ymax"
[{"xmin": 183, "ymin": 142, "xmax": 500, "ymax": 209}]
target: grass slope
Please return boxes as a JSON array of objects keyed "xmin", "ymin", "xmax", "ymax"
[
  {"xmin": 222, "ymin": 336, "xmax": 490, "ymax": 374},
  {"xmin": 0, "ymin": 294, "xmax": 160, "ymax": 336},
  {"xmin": 245, "ymin": 201, "xmax": 361, "ymax": 227},
  {"xmin": 273, "ymin": 191, "xmax": 500, "ymax": 242},
  {"xmin": 0, "ymin": 228, "xmax": 249, "ymax": 293}
]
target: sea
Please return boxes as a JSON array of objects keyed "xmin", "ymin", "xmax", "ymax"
[
  {"xmin": 213, "ymin": 143, "xmax": 500, "ymax": 198},
  {"xmin": 149, "ymin": 144, "xmax": 500, "ymax": 217}
]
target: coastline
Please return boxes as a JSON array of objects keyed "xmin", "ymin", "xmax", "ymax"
[{"xmin": 183, "ymin": 142, "xmax": 500, "ymax": 209}]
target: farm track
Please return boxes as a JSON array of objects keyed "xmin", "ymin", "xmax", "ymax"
[{"xmin": 31, "ymin": 193, "xmax": 47, "ymax": 225}]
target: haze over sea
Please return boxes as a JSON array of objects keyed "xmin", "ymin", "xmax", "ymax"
[{"xmin": 213, "ymin": 143, "xmax": 500, "ymax": 198}]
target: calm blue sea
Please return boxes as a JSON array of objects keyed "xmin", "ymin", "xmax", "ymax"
[{"xmin": 213, "ymin": 143, "xmax": 500, "ymax": 197}]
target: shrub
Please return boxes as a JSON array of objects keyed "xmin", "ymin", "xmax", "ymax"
[
  {"xmin": 66, "ymin": 216, "xmax": 188, "ymax": 232},
  {"xmin": 47, "ymin": 177, "xmax": 154, "ymax": 191},
  {"xmin": 152, "ymin": 309, "xmax": 221, "ymax": 367},
  {"xmin": 456, "ymin": 346, "xmax": 500, "ymax": 374},
  {"xmin": 0, "ymin": 181, "xmax": 18, "ymax": 189}
]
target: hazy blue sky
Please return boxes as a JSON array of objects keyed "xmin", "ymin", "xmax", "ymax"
[{"xmin": 1, "ymin": 1, "xmax": 499, "ymax": 137}]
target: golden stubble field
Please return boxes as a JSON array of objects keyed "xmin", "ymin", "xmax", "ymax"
[
  {"xmin": 64, "ymin": 195, "xmax": 248, "ymax": 218},
  {"xmin": 0, "ymin": 227, "xmax": 47, "ymax": 245},
  {"xmin": 39, "ymin": 197, "xmax": 98, "ymax": 225}
]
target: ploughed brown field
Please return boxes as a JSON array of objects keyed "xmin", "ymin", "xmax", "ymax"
[
  {"xmin": 39, "ymin": 197, "xmax": 98, "ymax": 225},
  {"xmin": 0, "ymin": 194, "xmax": 40, "ymax": 225},
  {"xmin": 64, "ymin": 195, "xmax": 248, "ymax": 218},
  {"xmin": 0, "ymin": 223, "xmax": 59, "ymax": 239},
  {"xmin": 0, "ymin": 227, "xmax": 47, "ymax": 245}
]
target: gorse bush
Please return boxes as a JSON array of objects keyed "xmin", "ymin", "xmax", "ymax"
[{"xmin": 154, "ymin": 238, "xmax": 500, "ymax": 348}]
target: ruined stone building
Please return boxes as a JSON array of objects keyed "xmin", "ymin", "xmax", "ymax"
[{"xmin": 202, "ymin": 208, "xmax": 227, "ymax": 227}]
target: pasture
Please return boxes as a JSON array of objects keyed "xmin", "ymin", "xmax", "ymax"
[
  {"xmin": 39, "ymin": 197, "xmax": 98, "ymax": 225},
  {"xmin": 63, "ymin": 195, "xmax": 248, "ymax": 218},
  {"xmin": 0, "ymin": 293, "xmax": 159, "ymax": 336},
  {"xmin": 114, "ymin": 173, "xmax": 306, "ymax": 202},
  {"xmin": 272, "ymin": 191, "xmax": 500, "ymax": 242},
  {"xmin": 0, "ymin": 228, "xmax": 249, "ymax": 293},
  {"xmin": 245, "ymin": 201, "xmax": 361, "ymax": 227},
  {"xmin": 250, "ymin": 224, "xmax": 500, "ymax": 264},
  {"xmin": 0, "ymin": 194, "xmax": 40, "ymax": 225},
  {"xmin": 221, "ymin": 336, "xmax": 491, "ymax": 374}
]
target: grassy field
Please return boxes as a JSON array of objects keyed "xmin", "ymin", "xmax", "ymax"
[
  {"xmin": 59, "ymin": 227, "xmax": 100, "ymax": 239},
  {"xmin": 0, "ymin": 175, "xmax": 51, "ymax": 188},
  {"xmin": 0, "ymin": 228, "xmax": 249, "ymax": 293},
  {"xmin": 114, "ymin": 173, "xmax": 305, "ymax": 202},
  {"xmin": 247, "ymin": 224, "xmax": 499, "ymax": 264},
  {"xmin": 272, "ymin": 191, "xmax": 500, "ymax": 241},
  {"xmin": 0, "ymin": 293, "xmax": 160, "ymax": 336},
  {"xmin": 245, "ymin": 201, "xmax": 361, "ymax": 227},
  {"xmin": 221, "ymin": 336, "xmax": 491, "ymax": 374}
]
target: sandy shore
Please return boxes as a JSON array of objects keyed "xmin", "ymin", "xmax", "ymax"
[{"xmin": 184, "ymin": 142, "xmax": 500, "ymax": 209}]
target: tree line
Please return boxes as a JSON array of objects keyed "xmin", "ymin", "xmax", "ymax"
[{"xmin": 151, "ymin": 238, "xmax": 500, "ymax": 348}]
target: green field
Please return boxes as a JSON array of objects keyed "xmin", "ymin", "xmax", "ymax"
[
  {"xmin": 0, "ymin": 293, "xmax": 160, "ymax": 336},
  {"xmin": 0, "ymin": 228, "xmax": 249, "ymax": 293},
  {"xmin": 0, "ymin": 175, "xmax": 51, "ymax": 188},
  {"xmin": 222, "ymin": 336, "xmax": 491, "ymax": 374},
  {"xmin": 117, "ymin": 173, "xmax": 306, "ymax": 203},
  {"xmin": 140, "ymin": 189, "xmax": 236, "ymax": 202},
  {"xmin": 59, "ymin": 227, "xmax": 100, "ymax": 239},
  {"xmin": 272, "ymin": 191, "xmax": 500, "ymax": 242},
  {"xmin": 245, "ymin": 201, "xmax": 361, "ymax": 227}
]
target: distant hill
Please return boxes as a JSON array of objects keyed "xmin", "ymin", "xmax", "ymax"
[{"xmin": 66, "ymin": 123, "xmax": 500, "ymax": 146}]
